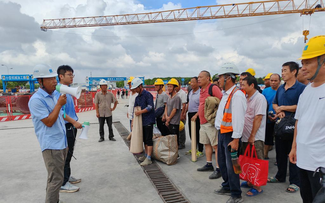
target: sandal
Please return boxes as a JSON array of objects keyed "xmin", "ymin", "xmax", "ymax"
[
  {"xmin": 241, "ymin": 181, "xmax": 253, "ymax": 188},
  {"xmin": 267, "ymin": 177, "xmax": 279, "ymax": 183},
  {"xmin": 286, "ymin": 184, "xmax": 299, "ymax": 193},
  {"xmin": 246, "ymin": 188, "xmax": 263, "ymax": 197}
]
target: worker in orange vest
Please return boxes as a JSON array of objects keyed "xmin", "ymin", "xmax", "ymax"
[{"xmin": 214, "ymin": 62, "xmax": 247, "ymax": 203}]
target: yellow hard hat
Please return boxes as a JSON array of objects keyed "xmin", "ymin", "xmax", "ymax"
[
  {"xmin": 154, "ymin": 78, "xmax": 164, "ymax": 86},
  {"xmin": 299, "ymin": 35, "xmax": 325, "ymax": 60},
  {"xmin": 179, "ymin": 121, "xmax": 184, "ymax": 131},
  {"xmin": 263, "ymin": 73, "xmax": 273, "ymax": 80},
  {"xmin": 167, "ymin": 78, "xmax": 179, "ymax": 87},
  {"xmin": 127, "ymin": 76, "xmax": 135, "ymax": 84},
  {"xmin": 245, "ymin": 68, "xmax": 256, "ymax": 77}
]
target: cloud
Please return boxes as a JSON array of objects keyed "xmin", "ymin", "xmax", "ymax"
[{"xmin": 0, "ymin": 0, "xmax": 324, "ymax": 82}]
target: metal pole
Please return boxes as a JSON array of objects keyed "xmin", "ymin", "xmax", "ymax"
[{"xmin": 1, "ymin": 64, "xmax": 13, "ymax": 74}]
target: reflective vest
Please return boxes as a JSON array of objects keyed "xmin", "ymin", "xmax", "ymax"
[{"xmin": 220, "ymin": 86, "xmax": 240, "ymax": 134}]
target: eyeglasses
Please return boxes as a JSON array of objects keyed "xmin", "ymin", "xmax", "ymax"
[{"xmin": 65, "ymin": 74, "xmax": 75, "ymax": 77}]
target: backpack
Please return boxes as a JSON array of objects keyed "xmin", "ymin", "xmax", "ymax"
[{"xmin": 208, "ymin": 84, "xmax": 216, "ymax": 97}]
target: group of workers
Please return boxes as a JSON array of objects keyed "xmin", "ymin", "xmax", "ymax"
[
  {"xmin": 125, "ymin": 35, "xmax": 325, "ymax": 203},
  {"xmin": 28, "ymin": 35, "xmax": 325, "ymax": 203}
]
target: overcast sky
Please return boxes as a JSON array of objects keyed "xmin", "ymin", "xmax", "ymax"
[{"xmin": 0, "ymin": 0, "xmax": 324, "ymax": 83}]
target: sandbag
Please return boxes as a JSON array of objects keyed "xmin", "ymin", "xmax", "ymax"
[
  {"xmin": 130, "ymin": 106, "xmax": 143, "ymax": 154},
  {"xmin": 152, "ymin": 134, "xmax": 178, "ymax": 165}
]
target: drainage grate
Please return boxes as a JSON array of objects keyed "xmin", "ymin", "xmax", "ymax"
[{"xmin": 113, "ymin": 121, "xmax": 190, "ymax": 203}]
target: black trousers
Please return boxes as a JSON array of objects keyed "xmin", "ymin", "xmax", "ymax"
[
  {"xmin": 62, "ymin": 123, "xmax": 77, "ymax": 186},
  {"xmin": 275, "ymin": 136, "xmax": 300, "ymax": 186},
  {"xmin": 99, "ymin": 116, "xmax": 114, "ymax": 139},
  {"xmin": 188, "ymin": 112, "xmax": 203, "ymax": 152},
  {"xmin": 168, "ymin": 124, "xmax": 180, "ymax": 146},
  {"xmin": 156, "ymin": 117, "xmax": 169, "ymax": 136},
  {"xmin": 299, "ymin": 168, "xmax": 322, "ymax": 203}
]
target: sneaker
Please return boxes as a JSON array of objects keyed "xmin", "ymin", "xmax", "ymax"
[
  {"xmin": 138, "ymin": 156, "xmax": 146, "ymax": 162},
  {"xmin": 197, "ymin": 163, "xmax": 214, "ymax": 172},
  {"xmin": 196, "ymin": 151, "xmax": 204, "ymax": 158},
  {"xmin": 98, "ymin": 138, "xmax": 104, "ymax": 142},
  {"xmin": 60, "ymin": 182, "xmax": 80, "ymax": 193},
  {"xmin": 109, "ymin": 137, "xmax": 116, "ymax": 141},
  {"xmin": 209, "ymin": 169, "xmax": 222, "ymax": 179},
  {"xmin": 226, "ymin": 196, "xmax": 243, "ymax": 203},
  {"xmin": 185, "ymin": 150, "xmax": 192, "ymax": 155},
  {"xmin": 69, "ymin": 176, "xmax": 81, "ymax": 184},
  {"xmin": 140, "ymin": 158, "xmax": 152, "ymax": 166},
  {"xmin": 214, "ymin": 187, "xmax": 231, "ymax": 196}
]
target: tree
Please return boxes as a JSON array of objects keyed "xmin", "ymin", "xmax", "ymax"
[
  {"xmin": 256, "ymin": 77, "xmax": 264, "ymax": 85},
  {"xmin": 116, "ymin": 81, "xmax": 124, "ymax": 88},
  {"xmin": 144, "ymin": 77, "xmax": 192, "ymax": 86}
]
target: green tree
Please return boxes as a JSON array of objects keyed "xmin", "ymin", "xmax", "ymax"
[
  {"xmin": 116, "ymin": 81, "xmax": 124, "ymax": 88},
  {"xmin": 256, "ymin": 77, "xmax": 264, "ymax": 85}
]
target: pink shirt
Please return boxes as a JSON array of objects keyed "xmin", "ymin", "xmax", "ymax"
[{"xmin": 199, "ymin": 84, "xmax": 222, "ymax": 124}]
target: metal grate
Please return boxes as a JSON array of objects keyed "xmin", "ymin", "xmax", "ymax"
[{"xmin": 113, "ymin": 121, "xmax": 189, "ymax": 203}]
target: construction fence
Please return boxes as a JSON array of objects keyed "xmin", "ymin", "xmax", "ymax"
[{"xmin": 0, "ymin": 90, "xmax": 117, "ymax": 122}]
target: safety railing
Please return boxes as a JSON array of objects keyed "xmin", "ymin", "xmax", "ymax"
[
  {"xmin": 0, "ymin": 95, "xmax": 32, "ymax": 122},
  {"xmin": 0, "ymin": 90, "xmax": 118, "ymax": 122}
]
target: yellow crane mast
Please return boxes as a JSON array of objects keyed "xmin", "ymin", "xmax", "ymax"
[{"xmin": 41, "ymin": 0, "xmax": 325, "ymax": 42}]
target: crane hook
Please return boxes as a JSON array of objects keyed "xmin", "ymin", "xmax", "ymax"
[{"xmin": 303, "ymin": 30, "xmax": 309, "ymax": 43}]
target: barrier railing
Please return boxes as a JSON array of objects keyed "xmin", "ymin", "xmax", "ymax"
[
  {"xmin": 0, "ymin": 95, "xmax": 32, "ymax": 122},
  {"xmin": 0, "ymin": 90, "xmax": 118, "ymax": 122}
]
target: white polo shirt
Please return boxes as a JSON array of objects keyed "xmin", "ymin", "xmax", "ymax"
[
  {"xmin": 242, "ymin": 90, "xmax": 267, "ymax": 142},
  {"xmin": 295, "ymin": 83, "xmax": 325, "ymax": 171}
]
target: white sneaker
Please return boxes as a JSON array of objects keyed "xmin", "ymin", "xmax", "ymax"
[
  {"xmin": 60, "ymin": 182, "xmax": 80, "ymax": 193},
  {"xmin": 69, "ymin": 176, "xmax": 81, "ymax": 184}
]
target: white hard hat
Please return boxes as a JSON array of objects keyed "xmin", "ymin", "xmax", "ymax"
[
  {"xmin": 99, "ymin": 79, "xmax": 108, "ymax": 86},
  {"xmin": 218, "ymin": 62, "xmax": 240, "ymax": 77},
  {"xmin": 33, "ymin": 64, "xmax": 57, "ymax": 79},
  {"xmin": 130, "ymin": 78, "xmax": 143, "ymax": 90}
]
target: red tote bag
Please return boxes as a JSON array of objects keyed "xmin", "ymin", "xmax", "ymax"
[{"xmin": 239, "ymin": 144, "xmax": 269, "ymax": 186}]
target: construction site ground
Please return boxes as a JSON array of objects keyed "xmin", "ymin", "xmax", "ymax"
[{"xmin": 0, "ymin": 98, "xmax": 302, "ymax": 203}]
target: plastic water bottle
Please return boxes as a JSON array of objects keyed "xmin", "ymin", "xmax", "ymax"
[
  {"xmin": 313, "ymin": 167, "xmax": 325, "ymax": 203},
  {"xmin": 231, "ymin": 151, "xmax": 242, "ymax": 174}
]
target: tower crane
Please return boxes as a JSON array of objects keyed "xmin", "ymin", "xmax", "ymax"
[{"xmin": 41, "ymin": 0, "xmax": 325, "ymax": 42}]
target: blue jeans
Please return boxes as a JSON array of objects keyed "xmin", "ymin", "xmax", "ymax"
[{"xmin": 218, "ymin": 131, "xmax": 242, "ymax": 198}]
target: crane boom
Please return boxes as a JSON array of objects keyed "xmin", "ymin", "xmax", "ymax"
[{"xmin": 41, "ymin": 0, "xmax": 325, "ymax": 31}]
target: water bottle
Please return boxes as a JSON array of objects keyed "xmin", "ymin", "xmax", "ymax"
[
  {"xmin": 313, "ymin": 167, "xmax": 325, "ymax": 203},
  {"xmin": 228, "ymin": 146, "xmax": 242, "ymax": 174}
]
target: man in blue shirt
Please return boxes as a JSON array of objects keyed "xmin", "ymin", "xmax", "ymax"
[
  {"xmin": 56, "ymin": 65, "xmax": 82, "ymax": 193},
  {"xmin": 262, "ymin": 73, "xmax": 281, "ymax": 159},
  {"xmin": 132, "ymin": 78, "xmax": 155, "ymax": 166},
  {"xmin": 29, "ymin": 64, "xmax": 81, "ymax": 203},
  {"xmin": 268, "ymin": 62, "xmax": 306, "ymax": 193}
]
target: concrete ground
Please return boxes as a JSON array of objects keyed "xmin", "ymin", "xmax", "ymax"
[{"xmin": 0, "ymin": 97, "xmax": 302, "ymax": 203}]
